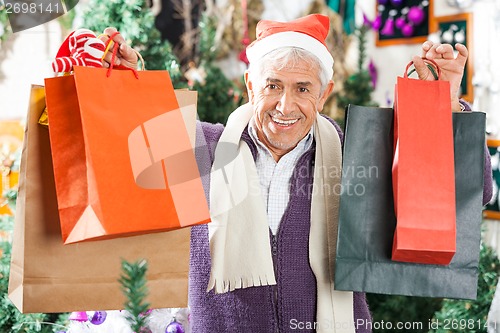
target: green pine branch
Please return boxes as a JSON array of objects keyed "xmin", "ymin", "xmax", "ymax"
[
  {"xmin": 119, "ymin": 259, "xmax": 151, "ymax": 333},
  {"xmin": 190, "ymin": 12, "xmax": 243, "ymax": 124},
  {"xmin": 431, "ymin": 243, "xmax": 500, "ymax": 333},
  {"xmin": 336, "ymin": 25, "xmax": 377, "ymax": 111},
  {"xmin": 80, "ymin": 0, "xmax": 184, "ymax": 86}
]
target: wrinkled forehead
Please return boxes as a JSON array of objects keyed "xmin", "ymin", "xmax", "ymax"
[{"xmin": 252, "ymin": 48, "xmax": 322, "ymax": 77}]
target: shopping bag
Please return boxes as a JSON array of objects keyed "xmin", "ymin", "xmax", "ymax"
[
  {"xmin": 44, "ymin": 66, "xmax": 210, "ymax": 244},
  {"xmin": 392, "ymin": 61, "xmax": 456, "ymax": 265},
  {"xmin": 8, "ymin": 85, "xmax": 191, "ymax": 313},
  {"xmin": 335, "ymin": 104, "xmax": 485, "ymax": 299}
]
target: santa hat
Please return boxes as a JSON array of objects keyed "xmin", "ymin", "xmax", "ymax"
[{"xmin": 246, "ymin": 14, "xmax": 334, "ymax": 79}]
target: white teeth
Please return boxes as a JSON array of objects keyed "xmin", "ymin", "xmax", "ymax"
[{"xmin": 272, "ymin": 116, "xmax": 298, "ymax": 125}]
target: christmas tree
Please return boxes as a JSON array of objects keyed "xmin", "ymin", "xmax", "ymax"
[
  {"xmin": 0, "ymin": 0, "xmax": 12, "ymax": 42},
  {"xmin": 80, "ymin": 0, "xmax": 184, "ymax": 87},
  {"xmin": 430, "ymin": 244, "xmax": 500, "ymax": 333},
  {"xmin": 119, "ymin": 259, "xmax": 151, "ymax": 333},
  {"xmin": 0, "ymin": 213, "xmax": 68, "ymax": 332},
  {"xmin": 187, "ymin": 13, "xmax": 244, "ymax": 124},
  {"xmin": 366, "ymin": 291, "xmax": 442, "ymax": 333},
  {"xmin": 367, "ymin": 243, "xmax": 500, "ymax": 333},
  {"xmin": 336, "ymin": 24, "xmax": 377, "ymax": 113},
  {"xmin": 80, "ymin": 0, "xmax": 242, "ymax": 124}
]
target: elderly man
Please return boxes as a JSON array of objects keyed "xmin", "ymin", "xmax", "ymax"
[{"xmin": 102, "ymin": 13, "xmax": 488, "ymax": 333}]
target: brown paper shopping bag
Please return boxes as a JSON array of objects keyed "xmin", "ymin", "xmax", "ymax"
[
  {"xmin": 8, "ymin": 85, "xmax": 190, "ymax": 313},
  {"xmin": 44, "ymin": 66, "xmax": 209, "ymax": 244}
]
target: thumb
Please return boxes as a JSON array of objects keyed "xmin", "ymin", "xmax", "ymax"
[
  {"xmin": 454, "ymin": 43, "xmax": 468, "ymax": 67},
  {"xmin": 411, "ymin": 55, "xmax": 434, "ymax": 81},
  {"xmin": 119, "ymin": 43, "xmax": 138, "ymax": 68}
]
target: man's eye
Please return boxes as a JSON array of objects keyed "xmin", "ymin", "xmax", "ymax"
[
  {"xmin": 299, "ymin": 87, "xmax": 309, "ymax": 93},
  {"xmin": 267, "ymin": 84, "xmax": 278, "ymax": 89}
]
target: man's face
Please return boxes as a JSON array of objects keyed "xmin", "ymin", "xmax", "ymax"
[{"xmin": 245, "ymin": 61, "xmax": 334, "ymax": 160}]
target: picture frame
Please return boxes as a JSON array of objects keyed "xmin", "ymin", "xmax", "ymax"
[
  {"xmin": 484, "ymin": 139, "xmax": 500, "ymax": 220},
  {"xmin": 431, "ymin": 12, "xmax": 474, "ymax": 102},
  {"xmin": 375, "ymin": 0, "xmax": 434, "ymax": 47}
]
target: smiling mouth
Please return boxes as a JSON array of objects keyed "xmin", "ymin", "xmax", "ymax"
[{"xmin": 271, "ymin": 116, "xmax": 299, "ymax": 126}]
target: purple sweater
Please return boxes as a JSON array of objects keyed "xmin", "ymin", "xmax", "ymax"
[
  {"xmin": 189, "ymin": 114, "xmax": 493, "ymax": 333},
  {"xmin": 189, "ymin": 117, "xmax": 372, "ymax": 333}
]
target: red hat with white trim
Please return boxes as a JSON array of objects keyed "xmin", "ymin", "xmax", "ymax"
[{"xmin": 246, "ymin": 14, "xmax": 334, "ymax": 79}]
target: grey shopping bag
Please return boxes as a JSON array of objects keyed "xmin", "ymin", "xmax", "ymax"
[{"xmin": 334, "ymin": 104, "xmax": 485, "ymax": 300}]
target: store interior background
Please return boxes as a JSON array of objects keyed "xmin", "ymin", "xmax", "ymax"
[
  {"xmin": 2, "ymin": 0, "xmax": 500, "ymax": 239},
  {"xmin": 2, "ymin": 0, "xmax": 500, "ymax": 128},
  {"xmin": 3, "ymin": 0, "xmax": 500, "ymax": 244},
  {"xmin": 2, "ymin": 1, "xmax": 500, "ymax": 331}
]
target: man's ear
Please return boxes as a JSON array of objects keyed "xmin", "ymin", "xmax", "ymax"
[
  {"xmin": 317, "ymin": 80, "xmax": 334, "ymax": 112},
  {"xmin": 244, "ymin": 70, "xmax": 254, "ymax": 103}
]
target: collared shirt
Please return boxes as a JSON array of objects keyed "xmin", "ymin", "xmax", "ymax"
[{"xmin": 248, "ymin": 117, "xmax": 314, "ymax": 235}]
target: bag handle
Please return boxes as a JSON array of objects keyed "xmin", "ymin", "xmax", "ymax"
[
  {"xmin": 405, "ymin": 58, "xmax": 439, "ymax": 80},
  {"xmin": 101, "ymin": 31, "xmax": 144, "ymax": 79}
]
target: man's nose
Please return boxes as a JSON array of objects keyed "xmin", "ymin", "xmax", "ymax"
[{"xmin": 275, "ymin": 91, "xmax": 297, "ymax": 116}]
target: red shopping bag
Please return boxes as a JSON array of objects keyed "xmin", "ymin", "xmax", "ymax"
[
  {"xmin": 45, "ymin": 66, "xmax": 210, "ymax": 244},
  {"xmin": 392, "ymin": 60, "xmax": 456, "ymax": 265}
]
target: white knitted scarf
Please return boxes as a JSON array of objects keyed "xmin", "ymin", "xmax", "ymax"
[{"xmin": 207, "ymin": 103, "xmax": 354, "ymax": 333}]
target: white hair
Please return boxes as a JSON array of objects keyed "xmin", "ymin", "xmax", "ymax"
[{"xmin": 247, "ymin": 47, "xmax": 332, "ymax": 93}]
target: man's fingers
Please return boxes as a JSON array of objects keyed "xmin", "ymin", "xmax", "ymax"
[
  {"xmin": 118, "ymin": 43, "xmax": 139, "ymax": 68},
  {"xmin": 102, "ymin": 27, "xmax": 125, "ymax": 44},
  {"xmin": 421, "ymin": 41, "xmax": 433, "ymax": 57},
  {"xmin": 412, "ymin": 55, "xmax": 433, "ymax": 81},
  {"xmin": 99, "ymin": 27, "xmax": 138, "ymax": 69},
  {"xmin": 454, "ymin": 43, "xmax": 469, "ymax": 65},
  {"xmin": 435, "ymin": 44, "xmax": 455, "ymax": 59},
  {"xmin": 100, "ymin": 27, "xmax": 123, "ymax": 67}
]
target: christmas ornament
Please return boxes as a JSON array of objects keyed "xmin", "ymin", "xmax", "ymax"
[
  {"xmin": 381, "ymin": 10, "xmax": 397, "ymax": 36},
  {"xmin": 362, "ymin": 12, "xmax": 373, "ymax": 27},
  {"xmin": 454, "ymin": 29, "xmax": 465, "ymax": 43},
  {"xmin": 69, "ymin": 311, "xmax": 89, "ymax": 322},
  {"xmin": 401, "ymin": 23, "xmax": 414, "ymax": 37},
  {"xmin": 239, "ymin": 0, "xmax": 250, "ymax": 65},
  {"xmin": 52, "ymin": 28, "xmax": 105, "ymax": 73},
  {"xmin": 372, "ymin": 15, "xmax": 382, "ymax": 30},
  {"xmin": 239, "ymin": 37, "xmax": 250, "ymax": 65},
  {"xmin": 378, "ymin": 0, "xmax": 389, "ymax": 4},
  {"xmin": 369, "ymin": 60, "xmax": 378, "ymax": 89},
  {"xmin": 381, "ymin": 17, "xmax": 395, "ymax": 35},
  {"xmin": 407, "ymin": 6, "xmax": 425, "ymax": 25},
  {"xmin": 390, "ymin": 0, "xmax": 404, "ymax": 6},
  {"xmin": 441, "ymin": 28, "xmax": 454, "ymax": 43},
  {"xmin": 166, "ymin": 320, "xmax": 185, "ymax": 333},
  {"xmin": 373, "ymin": 6, "xmax": 384, "ymax": 30},
  {"xmin": 88, "ymin": 311, "xmax": 107, "ymax": 325},
  {"xmin": 184, "ymin": 62, "xmax": 207, "ymax": 86},
  {"xmin": 395, "ymin": 16, "xmax": 406, "ymax": 29}
]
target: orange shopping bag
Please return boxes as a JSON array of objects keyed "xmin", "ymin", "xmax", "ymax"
[
  {"xmin": 391, "ymin": 60, "xmax": 456, "ymax": 265},
  {"xmin": 44, "ymin": 66, "xmax": 210, "ymax": 244},
  {"xmin": 9, "ymin": 85, "xmax": 191, "ymax": 313}
]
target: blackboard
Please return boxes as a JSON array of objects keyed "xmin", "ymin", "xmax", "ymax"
[
  {"xmin": 431, "ymin": 12, "xmax": 474, "ymax": 102},
  {"xmin": 375, "ymin": 0, "xmax": 433, "ymax": 46}
]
